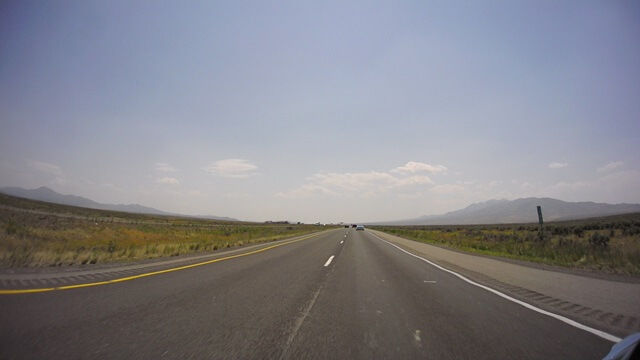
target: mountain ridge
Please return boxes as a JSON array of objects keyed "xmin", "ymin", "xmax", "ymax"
[
  {"xmin": 374, "ymin": 197, "xmax": 640, "ymax": 225},
  {"xmin": 0, "ymin": 186, "xmax": 238, "ymax": 221}
]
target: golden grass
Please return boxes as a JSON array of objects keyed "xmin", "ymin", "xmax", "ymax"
[
  {"xmin": 0, "ymin": 203, "xmax": 326, "ymax": 267},
  {"xmin": 373, "ymin": 213, "xmax": 640, "ymax": 274}
]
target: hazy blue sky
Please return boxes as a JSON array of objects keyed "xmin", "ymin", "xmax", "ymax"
[{"xmin": 1, "ymin": 1, "xmax": 639, "ymax": 223}]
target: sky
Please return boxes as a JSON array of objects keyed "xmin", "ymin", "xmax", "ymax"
[{"xmin": 1, "ymin": 1, "xmax": 639, "ymax": 223}]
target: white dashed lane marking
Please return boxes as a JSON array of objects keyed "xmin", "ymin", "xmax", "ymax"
[{"xmin": 324, "ymin": 255, "xmax": 335, "ymax": 267}]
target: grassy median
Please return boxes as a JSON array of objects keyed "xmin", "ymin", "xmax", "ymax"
[
  {"xmin": 372, "ymin": 213, "xmax": 640, "ymax": 274},
  {"xmin": 0, "ymin": 193, "xmax": 326, "ymax": 267}
]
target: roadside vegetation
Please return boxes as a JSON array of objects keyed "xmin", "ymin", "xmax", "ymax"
[
  {"xmin": 372, "ymin": 213, "xmax": 640, "ymax": 274},
  {"xmin": 0, "ymin": 193, "xmax": 326, "ymax": 267}
]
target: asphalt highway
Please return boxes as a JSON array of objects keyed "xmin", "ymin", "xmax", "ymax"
[{"xmin": 0, "ymin": 228, "xmax": 616, "ymax": 359}]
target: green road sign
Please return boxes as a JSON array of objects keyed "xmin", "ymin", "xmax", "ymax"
[{"xmin": 537, "ymin": 206, "xmax": 543, "ymax": 225}]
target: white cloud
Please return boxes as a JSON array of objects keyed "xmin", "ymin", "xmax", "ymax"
[
  {"xmin": 100, "ymin": 183, "xmax": 125, "ymax": 193},
  {"xmin": 203, "ymin": 159, "xmax": 258, "ymax": 179},
  {"xmin": 361, "ymin": 192, "xmax": 377, "ymax": 199},
  {"xmin": 223, "ymin": 192, "xmax": 249, "ymax": 199},
  {"xmin": 430, "ymin": 184, "xmax": 466, "ymax": 194},
  {"xmin": 309, "ymin": 171, "xmax": 432, "ymax": 191},
  {"xmin": 597, "ymin": 161, "xmax": 623, "ymax": 172},
  {"xmin": 306, "ymin": 172, "xmax": 393, "ymax": 192},
  {"xmin": 397, "ymin": 192, "xmax": 424, "ymax": 199},
  {"xmin": 156, "ymin": 162, "xmax": 178, "ymax": 172},
  {"xmin": 548, "ymin": 162, "xmax": 568, "ymax": 169},
  {"xmin": 538, "ymin": 170, "xmax": 640, "ymax": 203},
  {"xmin": 278, "ymin": 163, "xmax": 436, "ymax": 199},
  {"xmin": 397, "ymin": 175, "xmax": 434, "ymax": 187},
  {"xmin": 542, "ymin": 180, "xmax": 589, "ymax": 194},
  {"xmin": 28, "ymin": 160, "xmax": 64, "ymax": 177},
  {"xmin": 275, "ymin": 184, "xmax": 340, "ymax": 199},
  {"xmin": 188, "ymin": 190, "xmax": 207, "ymax": 197},
  {"xmin": 27, "ymin": 160, "xmax": 66, "ymax": 185},
  {"xmin": 391, "ymin": 161, "xmax": 447, "ymax": 174},
  {"xmin": 521, "ymin": 182, "xmax": 536, "ymax": 190},
  {"xmin": 156, "ymin": 177, "xmax": 180, "ymax": 185}
]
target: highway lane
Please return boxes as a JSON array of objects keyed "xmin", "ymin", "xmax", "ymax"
[
  {"xmin": 0, "ymin": 230, "xmax": 342, "ymax": 359},
  {"xmin": 0, "ymin": 228, "xmax": 616, "ymax": 359},
  {"xmin": 287, "ymin": 229, "xmax": 614, "ymax": 359}
]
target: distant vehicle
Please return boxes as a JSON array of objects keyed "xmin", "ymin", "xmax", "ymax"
[
  {"xmin": 344, "ymin": 225, "xmax": 349, "ymax": 228},
  {"xmin": 356, "ymin": 225, "xmax": 364, "ymax": 231},
  {"xmin": 351, "ymin": 224, "xmax": 357, "ymax": 228}
]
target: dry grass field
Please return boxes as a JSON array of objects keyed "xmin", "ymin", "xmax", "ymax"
[
  {"xmin": 0, "ymin": 193, "xmax": 325, "ymax": 267},
  {"xmin": 373, "ymin": 213, "xmax": 640, "ymax": 274}
]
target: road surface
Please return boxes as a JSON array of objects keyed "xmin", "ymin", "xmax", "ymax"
[{"xmin": 0, "ymin": 228, "xmax": 618, "ymax": 359}]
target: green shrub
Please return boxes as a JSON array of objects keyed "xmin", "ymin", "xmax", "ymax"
[
  {"xmin": 623, "ymin": 226, "xmax": 640, "ymax": 236},
  {"xmin": 107, "ymin": 239, "xmax": 117, "ymax": 253},
  {"xmin": 573, "ymin": 227, "xmax": 584, "ymax": 237},
  {"xmin": 589, "ymin": 232, "xmax": 610, "ymax": 249}
]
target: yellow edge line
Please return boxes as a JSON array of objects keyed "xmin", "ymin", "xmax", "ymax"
[{"xmin": 0, "ymin": 232, "xmax": 323, "ymax": 295}]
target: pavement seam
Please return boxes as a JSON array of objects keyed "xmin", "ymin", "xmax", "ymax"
[{"xmin": 280, "ymin": 282, "xmax": 325, "ymax": 360}]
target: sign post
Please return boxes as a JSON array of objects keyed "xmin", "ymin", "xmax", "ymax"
[
  {"xmin": 537, "ymin": 206, "xmax": 544, "ymax": 241},
  {"xmin": 537, "ymin": 206, "xmax": 543, "ymax": 225}
]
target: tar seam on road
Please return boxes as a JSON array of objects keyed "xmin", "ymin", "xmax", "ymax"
[
  {"xmin": 369, "ymin": 232, "xmax": 623, "ymax": 344},
  {"xmin": 281, "ymin": 246, "xmax": 340, "ymax": 358},
  {"xmin": 280, "ymin": 278, "xmax": 324, "ymax": 359},
  {"xmin": 0, "ymin": 232, "xmax": 325, "ymax": 295}
]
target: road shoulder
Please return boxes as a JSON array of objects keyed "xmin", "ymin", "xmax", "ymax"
[{"xmin": 370, "ymin": 229, "xmax": 640, "ymax": 338}]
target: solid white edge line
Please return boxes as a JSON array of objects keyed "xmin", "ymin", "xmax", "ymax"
[
  {"xmin": 369, "ymin": 232, "xmax": 622, "ymax": 343},
  {"xmin": 324, "ymin": 255, "xmax": 335, "ymax": 267}
]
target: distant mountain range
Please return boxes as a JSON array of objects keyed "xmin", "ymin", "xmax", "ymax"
[
  {"xmin": 375, "ymin": 198, "xmax": 640, "ymax": 225},
  {"xmin": 0, "ymin": 186, "xmax": 238, "ymax": 221},
  {"xmin": 4, "ymin": 187, "xmax": 638, "ymax": 226}
]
